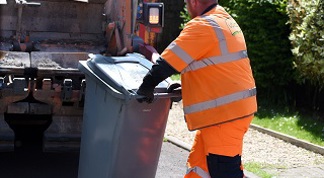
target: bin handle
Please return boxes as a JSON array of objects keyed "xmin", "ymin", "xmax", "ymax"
[
  {"xmin": 153, "ymin": 92, "xmax": 181, "ymax": 99},
  {"xmin": 134, "ymin": 89, "xmax": 182, "ymax": 102},
  {"xmin": 134, "ymin": 92, "xmax": 180, "ymax": 99},
  {"xmin": 89, "ymin": 54, "xmax": 140, "ymax": 64},
  {"xmin": 113, "ymin": 58, "xmax": 140, "ymax": 64}
]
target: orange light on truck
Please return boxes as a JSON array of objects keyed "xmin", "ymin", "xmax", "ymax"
[{"xmin": 149, "ymin": 8, "xmax": 159, "ymax": 25}]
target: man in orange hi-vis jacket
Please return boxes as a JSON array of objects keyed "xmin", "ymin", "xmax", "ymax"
[{"xmin": 137, "ymin": 0, "xmax": 257, "ymax": 177}]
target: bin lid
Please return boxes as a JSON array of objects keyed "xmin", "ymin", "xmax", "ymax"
[{"xmin": 85, "ymin": 53, "xmax": 169, "ymax": 95}]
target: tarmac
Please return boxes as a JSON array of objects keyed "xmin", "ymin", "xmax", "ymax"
[
  {"xmin": 0, "ymin": 134, "xmax": 322, "ymax": 178},
  {"xmin": 0, "ymin": 141, "xmax": 259, "ymax": 178}
]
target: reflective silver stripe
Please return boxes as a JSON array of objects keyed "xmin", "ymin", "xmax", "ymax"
[
  {"xmin": 166, "ymin": 41, "xmax": 193, "ymax": 65},
  {"xmin": 167, "ymin": 16, "xmax": 229, "ymax": 70},
  {"xmin": 186, "ymin": 166, "xmax": 211, "ymax": 178},
  {"xmin": 201, "ymin": 15, "xmax": 228, "ymax": 54},
  {"xmin": 182, "ymin": 50, "xmax": 248, "ymax": 73},
  {"xmin": 184, "ymin": 88, "xmax": 257, "ymax": 114}
]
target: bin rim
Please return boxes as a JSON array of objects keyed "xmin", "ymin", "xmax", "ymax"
[
  {"xmin": 78, "ymin": 53, "xmax": 182, "ymax": 101},
  {"xmin": 79, "ymin": 61, "xmax": 181, "ymax": 102},
  {"xmin": 78, "ymin": 60, "xmax": 129, "ymax": 100}
]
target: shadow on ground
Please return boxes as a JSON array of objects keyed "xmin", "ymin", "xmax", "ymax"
[{"xmin": 0, "ymin": 149, "xmax": 79, "ymax": 178}]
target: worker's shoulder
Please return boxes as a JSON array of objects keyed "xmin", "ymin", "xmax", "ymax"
[{"xmin": 182, "ymin": 18, "xmax": 211, "ymax": 33}]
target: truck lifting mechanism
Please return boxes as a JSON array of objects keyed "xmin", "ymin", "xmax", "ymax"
[{"xmin": 0, "ymin": 0, "xmax": 164, "ymax": 152}]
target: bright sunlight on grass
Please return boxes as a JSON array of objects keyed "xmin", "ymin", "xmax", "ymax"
[
  {"xmin": 253, "ymin": 107, "xmax": 324, "ymax": 146},
  {"xmin": 170, "ymin": 74, "xmax": 180, "ymax": 81},
  {"xmin": 244, "ymin": 162, "xmax": 274, "ymax": 178}
]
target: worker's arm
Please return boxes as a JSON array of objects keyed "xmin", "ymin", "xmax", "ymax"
[{"xmin": 137, "ymin": 57, "xmax": 179, "ymax": 103}]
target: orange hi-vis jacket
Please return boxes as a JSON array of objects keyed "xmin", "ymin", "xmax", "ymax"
[{"xmin": 161, "ymin": 6, "xmax": 257, "ymax": 131}]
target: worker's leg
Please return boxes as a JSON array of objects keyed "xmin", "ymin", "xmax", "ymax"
[
  {"xmin": 184, "ymin": 130, "xmax": 210, "ymax": 178},
  {"xmin": 202, "ymin": 115, "xmax": 254, "ymax": 178},
  {"xmin": 184, "ymin": 115, "xmax": 253, "ymax": 178},
  {"xmin": 207, "ymin": 153, "xmax": 243, "ymax": 178}
]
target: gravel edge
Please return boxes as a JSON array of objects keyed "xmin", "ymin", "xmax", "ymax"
[{"xmin": 250, "ymin": 124, "xmax": 324, "ymax": 156}]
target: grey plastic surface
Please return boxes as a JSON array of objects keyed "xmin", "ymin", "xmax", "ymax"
[
  {"xmin": 84, "ymin": 53, "xmax": 169, "ymax": 99},
  {"xmin": 78, "ymin": 53, "xmax": 179, "ymax": 178}
]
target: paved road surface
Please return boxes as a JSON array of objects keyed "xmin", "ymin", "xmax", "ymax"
[
  {"xmin": 0, "ymin": 142, "xmax": 187, "ymax": 178},
  {"xmin": 0, "ymin": 142, "xmax": 258, "ymax": 178}
]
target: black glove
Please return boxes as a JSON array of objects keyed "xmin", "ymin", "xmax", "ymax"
[
  {"xmin": 136, "ymin": 57, "xmax": 179, "ymax": 103},
  {"xmin": 167, "ymin": 83, "xmax": 182, "ymax": 102},
  {"xmin": 136, "ymin": 86, "xmax": 154, "ymax": 103},
  {"xmin": 167, "ymin": 83, "xmax": 181, "ymax": 93}
]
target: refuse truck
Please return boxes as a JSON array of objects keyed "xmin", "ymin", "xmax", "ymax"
[{"xmin": 0, "ymin": 0, "xmax": 165, "ymax": 152}]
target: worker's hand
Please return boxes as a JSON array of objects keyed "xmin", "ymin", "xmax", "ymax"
[
  {"xmin": 136, "ymin": 87, "xmax": 154, "ymax": 103},
  {"xmin": 167, "ymin": 83, "xmax": 182, "ymax": 102},
  {"xmin": 167, "ymin": 83, "xmax": 181, "ymax": 93}
]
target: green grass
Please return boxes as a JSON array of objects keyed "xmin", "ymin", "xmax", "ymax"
[
  {"xmin": 253, "ymin": 107, "xmax": 324, "ymax": 146},
  {"xmin": 170, "ymin": 74, "xmax": 180, "ymax": 81},
  {"xmin": 244, "ymin": 162, "xmax": 274, "ymax": 178}
]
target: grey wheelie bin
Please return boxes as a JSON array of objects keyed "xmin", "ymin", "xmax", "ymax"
[{"xmin": 77, "ymin": 53, "xmax": 181, "ymax": 178}]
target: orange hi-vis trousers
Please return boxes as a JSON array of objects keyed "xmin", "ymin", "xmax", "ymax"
[{"xmin": 184, "ymin": 115, "xmax": 254, "ymax": 178}]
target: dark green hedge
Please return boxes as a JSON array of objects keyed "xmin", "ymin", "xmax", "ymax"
[{"xmin": 220, "ymin": 0, "xmax": 294, "ymax": 106}]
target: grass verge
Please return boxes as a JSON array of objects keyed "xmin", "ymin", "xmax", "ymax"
[
  {"xmin": 253, "ymin": 107, "xmax": 324, "ymax": 146},
  {"xmin": 170, "ymin": 74, "xmax": 180, "ymax": 81},
  {"xmin": 244, "ymin": 162, "xmax": 274, "ymax": 178}
]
